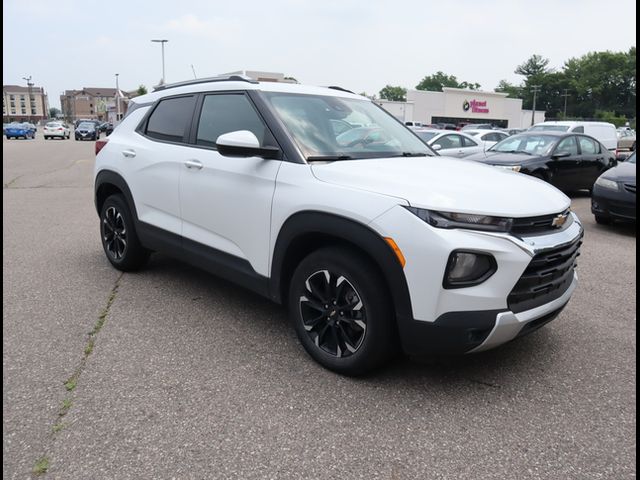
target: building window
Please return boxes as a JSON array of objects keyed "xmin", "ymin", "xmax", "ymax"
[
  {"xmin": 31, "ymin": 109, "xmax": 37, "ymax": 115},
  {"xmin": 21, "ymin": 109, "xmax": 26, "ymax": 114},
  {"xmin": 9, "ymin": 95, "xmax": 15, "ymax": 100}
]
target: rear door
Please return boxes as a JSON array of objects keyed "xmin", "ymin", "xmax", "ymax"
[
  {"xmin": 432, "ymin": 133, "xmax": 465, "ymax": 157},
  {"xmin": 550, "ymin": 136, "xmax": 581, "ymax": 189},
  {"xmin": 122, "ymin": 94, "xmax": 197, "ymax": 236},
  {"xmin": 577, "ymin": 135, "xmax": 608, "ymax": 188},
  {"xmin": 178, "ymin": 92, "xmax": 281, "ymax": 277}
]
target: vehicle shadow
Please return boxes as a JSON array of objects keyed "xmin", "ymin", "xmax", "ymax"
[{"xmin": 134, "ymin": 253, "xmax": 565, "ymax": 394}]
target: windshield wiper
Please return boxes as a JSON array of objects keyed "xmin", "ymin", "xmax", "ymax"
[
  {"xmin": 497, "ymin": 150, "xmax": 533, "ymax": 155},
  {"xmin": 389, "ymin": 152, "xmax": 429, "ymax": 157},
  {"xmin": 307, "ymin": 155, "xmax": 355, "ymax": 162}
]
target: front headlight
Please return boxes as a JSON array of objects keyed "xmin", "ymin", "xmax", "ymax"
[
  {"xmin": 595, "ymin": 177, "xmax": 619, "ymax": 191},
  {"xmin": 495, "ymin": 165, "xmax": 521, "ymax": 172},
  {"xmin": 405, "ymin": 207, "xmax": 513, "ymax": 232}
]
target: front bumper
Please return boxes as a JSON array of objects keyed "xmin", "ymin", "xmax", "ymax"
[
  {"xmin": 369, "ymin": 206, "xmax": 583, "ymax": 355},
  {"xmin": 591, "ymin": 185, "xmax": 636, "ymax": 221}
]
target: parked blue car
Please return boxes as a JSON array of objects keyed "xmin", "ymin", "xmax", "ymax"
[{"xmin": 5, "ymin": 123, "xmax": 36, "ymax": 140}]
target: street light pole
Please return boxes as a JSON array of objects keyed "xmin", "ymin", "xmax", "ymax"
[
  {"xmin": 22, "ymin": 76, "xmax": 33, "ymax": 122},
  {"xmin": 561, "ymin": 89, "xmax": 570, "ymax": 118},
  {"xmin": 115, "ymin": 73, "xmax": 121, "ymax": 122},
  {"xmin": 151, "ymin": 39, "xmax": 169, "ymax": 84},
  {"xmin": 530, "ymin": 85, "xmax": 541, "ymax": 126}
]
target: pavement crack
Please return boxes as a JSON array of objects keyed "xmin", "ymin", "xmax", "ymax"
[
  {"xmin": 29, "ymin": 272, "xmax": 124, "ymax": 477},
  {"xmin": 3, "ymin": 174, "xmax": 24, "ymax": 189},
  {"xmin": 467, "ymin": 378, "xmax": 501, "ymax": 389}
]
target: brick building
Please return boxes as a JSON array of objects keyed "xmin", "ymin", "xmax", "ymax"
[
  {"xmin": 3, "ymin": 85, "xmax": 50, "ymax": 123},
  {"xmin": 60, "ymin": 88, "xmax": 132, "ymax": 122}
]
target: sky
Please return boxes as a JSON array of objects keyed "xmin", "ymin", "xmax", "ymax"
[{"xmin": 3, "ymin": 0, "xmax": 636, "ymax": 109}]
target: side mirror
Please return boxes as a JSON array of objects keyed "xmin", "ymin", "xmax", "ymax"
[
  {"xmin": 216, "ymin": 130, "xmax": 280, "ymax": 159},
  {"xmin": 432, "ymin": 144, "xmax": 442, "ymax": 151},
  {"xmin": 552, "ymin": 151, "xmax": 571, "ymax": 159}
]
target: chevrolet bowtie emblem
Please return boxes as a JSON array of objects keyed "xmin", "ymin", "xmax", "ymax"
[{"xmin": 552, "ymin": 213, "xmax": 568, "ymax": 228}]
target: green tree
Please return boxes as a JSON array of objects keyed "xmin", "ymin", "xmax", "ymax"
[
  {"xmin": 137, "ymin": 85, "xmax": 148, "ymax": 96},
  {"xmin": 515, "ymin": 54, "xmax": 551, "ymax": 77},
  {"xmin": 494, "ymin": 80, "xmax": 522, "ymax": 98},
  {"xmin": 416, "ymin": 71, "xmax": 480, "ymax": 91},
  {"xmin": 378, "ymin": 85, "xmax": 407, "ymax": 101},
  {"xmin": 48, "ymin": 107, "xmax": 61, "ymax": 118}
]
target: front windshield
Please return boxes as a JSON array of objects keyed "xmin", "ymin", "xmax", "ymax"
[
  {"xmin": 627, "ymin": 152, "xmax": 636, "ymax": 164},
  {"xmin": 529, "ymin": 125, "xmax": 570, "ymax": 132},
  {"xmin": 263, "ymin": 92, "xmax": 434, "ymax": 160},
  {"xmin": 490, "ymin": 134, "xmax": 558, "ymax": 155},
  {"xmin": 78, "ymin": 122, "xmax": 94, "ymax": 129}
]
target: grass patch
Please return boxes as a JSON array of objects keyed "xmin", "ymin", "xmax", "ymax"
[
  {"xmin": 52, "ymin": 423, "xmax": 65, "ymax": 433},
  {"xmin": 84, "ymin": 339, "xmax": 95, "ymax": 355},
  {"xmin": 64, "ymin": 378, "xmax": 77, "ymax": 392},
  {"xmin": 32, "ymin": 456, "xmax": 49, "ymax": 475},
  {"xmin": 60, "ymin": 398, "xmax": 72, "ymax": 415}
]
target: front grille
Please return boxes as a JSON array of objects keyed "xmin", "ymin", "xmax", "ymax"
[
  {"xmin": 508, "ymin": 234, "xmax": 582, "ymax": 313},
  {"xmin": 511, "ymin": 209, "xmax": 572, "ymax": 235},
  {"xmin": 624, "ymin": 183, "xmax": 636, "ymax": 194}
]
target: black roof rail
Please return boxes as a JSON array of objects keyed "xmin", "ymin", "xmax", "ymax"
[
  {"xmin": 153, "ymin": 75, "xmax": 259, "ymax": 92},
  {"xmin": 326, "ymin": 86, "xmax": 355, "ymax": 94}
]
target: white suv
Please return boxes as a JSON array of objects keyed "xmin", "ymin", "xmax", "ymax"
[{"xmin": 94, "ymin": 75, "xmax": 583, "ymax": 375}]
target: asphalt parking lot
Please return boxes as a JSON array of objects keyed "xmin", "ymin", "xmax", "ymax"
[{"xmin": 3, "ymin": 133, "xmax": 636, "ymax": 479}]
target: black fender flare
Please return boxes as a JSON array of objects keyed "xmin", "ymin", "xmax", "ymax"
[
  {"xmin": 269, "ymin": 211, "xmax": 414, "ymax": 324},
  {"xmin": 94, "ymin": 170, "xmax": 138, "ymax": 220}
]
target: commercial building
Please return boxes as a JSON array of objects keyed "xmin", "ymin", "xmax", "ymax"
[
  {"xmin": 60, "ymin": 88, "xmax": 131, "ymax": 123},
  {"xmin": 377, "ymin": 87, "xmax": 545, "ymax": 128},
  {"xmin": 3, "ymin": 84, "xmax": 50, "ymax": 123}
]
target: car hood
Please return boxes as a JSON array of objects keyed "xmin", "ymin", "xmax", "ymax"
[
  {"xmin": 465, "ymin": 151, "xmax": 541, "ymax": 165},
  {"xmin": 311, "ymin": 156, "xmax": 570, "ymax": 217},
  {"xmin": 603, "ymin": 162, "xmax": 636, "ymax": 183}
]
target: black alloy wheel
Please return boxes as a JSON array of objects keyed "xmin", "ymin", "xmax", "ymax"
[
  {"xmin": 99, "ymin": 194, "xmax": 150, "ymax": 271},
  {"xmin": 299, "ymin": 270, "xmax": 367, "ymax": 358},
  {"xmin": 289, "ymin": 246, "xmax": 397, "ymax": 375},
  {"xmin": 102, "ymin": 206, "xmax": 128, "ymax": 261}
]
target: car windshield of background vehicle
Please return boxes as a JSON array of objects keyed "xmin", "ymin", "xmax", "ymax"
[
  {"xmin": 78, "ymin": 123, "xmax": 94, "ymax": 129},
  {"xmin": 628, "ymin": 153, "xmax": 636, "ymax": 164},
  {"xmin": 263, "ymin": 92, "xmax": 434, "ymax": 160},
  {"xmin": 529, "ymin": 125, "xmax": 570, "ymax": 132},
  {"xmin": 490, "ymin": 134, "xmax": 558, "ymax": 155}
]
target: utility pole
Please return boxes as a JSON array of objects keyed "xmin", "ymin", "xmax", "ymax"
[
  {"xmin": 151, "ymin": 39, "xmax": 169, "ymax": 84},
  {"xmin": 191, "ymin": 64, "xmax": 197, "ymax": 79},
  {"xmin": 530, "ymin": 85, "xmax": 541, "ymax": 126},
  {"xmin": 561, "ymin": 89, "xmax": 570, "ymax": 118},
  {"xmin": 22, "ymin": 76, "xmax": 33, "ymax": 122},
  {"xmin": 115, "ymin": 73, "xmax": 121, "ymax": 122}
]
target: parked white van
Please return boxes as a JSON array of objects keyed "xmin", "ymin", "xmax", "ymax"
[{"xmin": 529, "ymin": 121, "xmax": 618, "ymax": 152}]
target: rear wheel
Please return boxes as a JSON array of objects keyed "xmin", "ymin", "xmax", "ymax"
[
  {"xmin": 288, "ymin": 246, "xmax": 397, "ymax": 375},
  {"xmin": 100, "ymin": 194, "xmax": 150, "ymax": 271}
]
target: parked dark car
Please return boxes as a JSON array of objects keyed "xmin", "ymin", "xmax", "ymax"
[
  {"xmin": 5, "ymin": 122, "xmax": 35, "ymax": 139},
  {"xmin": 74, "ymin": 119, "xmax": 101, "ymax": 129},
  {"xmin": 75, "ymin": 122, "xmax": 100, "ymax": 141},
  {"xmin": 465, "ymin": 132, "xmax": 616, "ymax": 192},
  {"xmin": 591, "ymin": 152, "xmax": 636, "ymax": 224},
  {"xmin": 104, "ymin": 122, "xmax": 114, "ymax": 136}
]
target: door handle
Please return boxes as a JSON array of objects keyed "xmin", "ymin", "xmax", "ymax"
[
  {"xmin": 121, "ymin": 149, "xmax": 136, "ymax": 158},
  {"xmin": 184, "ymin": 159, "xmax": 203, "ymax": 170}
]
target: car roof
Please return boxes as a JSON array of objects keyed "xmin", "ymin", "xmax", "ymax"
[
  {"xmin": 131, "ymin": 78, "xmax": 366, "ymax": 106},
  {"xmin": 516, "ymin": 131, "xmax": 572, "ymax": 137}
]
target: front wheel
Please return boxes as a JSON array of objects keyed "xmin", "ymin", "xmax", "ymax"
[
  {"xmin": 100, "ymin": 194, "xmax": 150, "ymax": 271},
  {"xmin": 595, "ymin": 215, "xmax": 611, "ymax": 225},
  {"xmin": 288, "ymin": 246, "xmax": 398, "ymax": 375}
]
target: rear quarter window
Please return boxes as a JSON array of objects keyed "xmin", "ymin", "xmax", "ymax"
[{"xmin": 145, "ymin": 95, "xmax": 197, "ymax": 143}]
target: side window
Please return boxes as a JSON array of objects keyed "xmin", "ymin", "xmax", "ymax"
[
  {"xmin": 578, "ymin": 136, "xmax": 599, "ymax": 154},
  {"xmin": 146, "ymin": 95, "xmax": 196, "ymax": 143},
  {"xmin": 196, "ymin": 94, "xmax": 270, "ymax": 148},
  {"xmin": 571, "ymin": 126, "xmax": 585, "ymax": 133},
  {"xmin": 434, "ymin": 134, "xmax": 461, "ymax": 149},
  {"xmin": 556, "ymin": 136, "xmax": 579, "ymax": 155},
  {"xmin": 462, "ymin": 136, "xmax": 478, "ymax": 147}
]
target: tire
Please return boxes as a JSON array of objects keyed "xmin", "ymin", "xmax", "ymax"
[
  {"xmin": 632, "ymin": 142, "xmax": 636, "ymax": 152},
  {"xmin": 288, "ymin": 246, "xmax": 398, "ymax": 375},
  {"xmin": 45, "ymin": 136, "xmax": 49, "ymax": 140},
  {"xmin": 595, "ymin": 215, "xmax": 611, "ymax": 225},
  {"xmin": 99, "ymin": 194, "xmax": 150, "ymax": 271}
]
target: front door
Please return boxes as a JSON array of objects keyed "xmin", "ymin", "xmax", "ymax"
[{"xmin": 179, "ymin": 93, "xmax": 281, "ymax": 277}]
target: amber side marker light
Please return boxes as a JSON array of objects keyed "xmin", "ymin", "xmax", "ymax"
[{"xmin": 384, "ymin": 237, "xmax": 406, "ymax": 268}]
